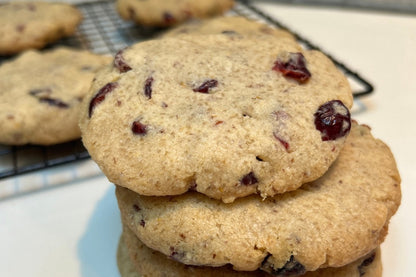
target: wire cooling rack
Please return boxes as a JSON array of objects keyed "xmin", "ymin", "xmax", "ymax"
[{"xmin": 0, "ymin": 0, "xmax": 374, "ymax": 199}]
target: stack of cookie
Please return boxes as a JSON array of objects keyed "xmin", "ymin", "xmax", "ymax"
[{"xmin": 79, "ymin": 18, "xmax": 401, "ymax": 277}]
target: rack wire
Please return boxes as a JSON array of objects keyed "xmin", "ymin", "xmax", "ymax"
[{"xmin": 0, "ymin": 0, "xmax": 374, "ymax": 199}]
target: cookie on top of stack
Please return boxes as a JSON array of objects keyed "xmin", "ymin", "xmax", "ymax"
[{"xmin": 79, "ymin": 16, "xmax": 401, "ymax": 277}]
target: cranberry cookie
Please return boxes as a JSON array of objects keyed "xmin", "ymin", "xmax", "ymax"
[
  {"xmin": 116, "ymin": 0, "xmax": 234, "ymax": 27},
  {"xmin": 118, "ymin": 226, "xmax": 382, "ymax": 277},
  {"xmin": 161, "ymin": 16, "xmax": 294, "ymax": 40},
  {"xmin": 0, "ymin": 1, "xmax": 82, "ymax": 55},
  {"xmin": 80, "ymin": 34, "xmax": 352, "ymax": 202},
  {"xmin": 116, "ymin": 122, "xmax": 401, "ymax": 273},
  {"xmin": 0, "ymin": 47, "xmax": 111, "ymax": 145}
]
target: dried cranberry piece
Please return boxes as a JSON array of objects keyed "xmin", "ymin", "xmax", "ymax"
[
  {"xmin": 273, "ymin": 52, "xmax": 311, "ymax": 83},
  {"xmin": 88, "ymin": 82, "xmax": 118, "ymax": 118},
  {"xmin": 193, "ymin": 79, "xmax": 218, "ymax": 93},
  {"xmin": 272, "ymin": 256, "xmax": 306, "ymax": 276},
  {"xmin": 241, "ymin": 172, "xmax": 258, "ymax": 186},
  {"xmin": 358, "ymin": 251, "xmax": 376, "ymax": 276},
  {"xmin": 169, "ymin": 247, "xmax": 185, "ymax": 262},
  {"xmin": 39, "ymin": 97, "xmax": 69, "ymax": 108},
  {"xmin": 163, "ymin": 12, "xmax": 176, "ymax": 24},
  {"xmin": 262, "ymin": 254, "xmax": 306, "ymax": 276},
  {"xmin": 28, "ymin": 88, "xmax": 69, "ymax": 108},
  {"xmin": 29, "ymin": 88, "xmax": 51, "ymax": 96},
  {"xmin": 273, "ymin": 132, "xmax": 290, "ymax": 151},
  {"xmin": 114, "ymin": 49, "xmax": 132, "ymax": 73},
  {"xmin": 144, "ymin": 76, "xmax": 154, "ymax": 99},
  {"xmin": 132, "ymin": 204, "xmax": 141, "ymax": 212},
  {"xmin": 139, "ymin": 219, "xmax": 146, "ymax": 227},
  {"xmin": 314, "ymin": 100, "xmax": 351, "ymax": 141},
  {"xmin": 132, "ymin": 120, "xmax": 148, "ymax": 135}
]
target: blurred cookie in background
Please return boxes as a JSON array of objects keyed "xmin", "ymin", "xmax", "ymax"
[
  {"xmin": 116, "ymin": 0, "xmax": 234, "ymax": 27},
  {"xmin": 0, "ymin": 47, "xmax": 111, "ymax": 145},
  {"xmin": 161, "ymin": 15, "xmax": 295, "ymax": 40},
  {"xmin": 0, "ymin": 1, "xmax": 83, "ymax": 55}
]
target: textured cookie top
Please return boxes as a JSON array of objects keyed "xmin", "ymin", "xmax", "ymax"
[
  {"xmin": 119, "ymin": 225, "xmax": 382, "ymax": 277},
  {"xmin": 116, "ymin": 123, "xmax": 401, "ymax": 273},
  {"xmin": 0, "ymin": 47, "xmax": 111, "ymax": 145},
  {"xmin": 0, "ymin": 1, "xmax": 82, "ymax": 55},
  {"xmin": 80, "ymin": 34, "xmax": 353, "ymax": 202},
  {"xmin": 116, "ymin": 0, "xmax": 234, "ymax": 27},
  {"xmin": 161, "ymin": 16, "xmax": 295, "ymax": 40}
]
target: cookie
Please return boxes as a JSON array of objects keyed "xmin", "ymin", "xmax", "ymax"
[
  {"xmin": 0, "ymin": 2, "xmax": 82, "ymax": 55},
  {"xmin": 161, "ymin": 16, "xmax": 295, "ymax": 40},
  {"xmin": 116, "ymin": 122, "xmax": 401, "ymax": 273},
  {"xmin": 116, "ymin": 0, "xmax": 234, "ymax": 27},
  {"xmin": 0, "ymin": 47, "xmax": 111, "ymax": 145},
  {"xmin": 80, "ymin": 34, "xmax": 353, "ymax": 202},
  {"xmin": 118, "ymin": 226, "xmax": 382, "ymax": 277}
]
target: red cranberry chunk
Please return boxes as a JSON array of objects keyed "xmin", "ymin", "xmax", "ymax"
[
  {"xmin": 114, "ymin": 49, "xmax": 132, "ymax": 73},
  {"xmin": 241, "ymin": 172, "xmax": 258, "ymax": 186},
  {"xmin": 314, "ymin": 100, "xmax": 351, "ymax": 141},
  {"xmin": 163, "ymin": 12, "xmax": 176, "ymax": 24},
  {"xmin": 358, "ymin": 251, "xmax": 376, "ymax": 276},
  {"xmin": 144, "ymin": 76, "xmax": 154, "ymax": 99},
  {"xmin": 39, "ymin": 97, "xmax": 69, "ymax": 108},
  {"xmin": 272, "ymin": 256, "xmax": 306, "ymax": 276},
  {"xmin": 273, "ymin": 52, "xmax": 311, "ymax": 83},
  {"xmin": 29, "ymin": 88, "xmax": 51, "ymax": 96},
  {"xmin": 132, "ymin": 120, "xmax": 148, "ymax": 135},
  {"xmin": 169, "ymin": 247, "xmax": 185, "ymax": 262},
  {"xmin": 193, "ymin": 79, "xmax": 218, "ymax": 93},
  {"xmin": 132, "ymin": 204, "xmax": 141, "ymax": 212},
  {"xmin": 88, "ymin": 82, "xmax": 118, "ymax": 118},
  {"xmin": 273, "ymin": 132, "xmax": 290, "ymax": 151}
]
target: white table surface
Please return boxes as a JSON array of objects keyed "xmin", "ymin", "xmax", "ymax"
[{"xmin": 1, "ymin": 1, "xmax": 415, "ymax": 276}]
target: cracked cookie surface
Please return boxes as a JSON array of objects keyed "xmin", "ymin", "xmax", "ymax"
[
  {"xmin": 116, "ymin": 122, "xmax": 400, "ymax": 273},
  {"xmin": 80, "ymin": 34, "xmax": 353, "ymax": 202}
]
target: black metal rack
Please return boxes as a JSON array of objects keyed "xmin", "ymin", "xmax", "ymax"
[{"xmin": 0, "ymin": 0, "xmax": 374, "ymax": 198}]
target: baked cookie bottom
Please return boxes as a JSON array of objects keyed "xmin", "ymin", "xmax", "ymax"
[{"xmin": 117, "ymin": 226, "xmax": 382, "ymax": 277}]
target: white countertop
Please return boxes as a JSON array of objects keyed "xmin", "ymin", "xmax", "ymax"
[{"xmin": 1, "ymin": 1, "xmax": 415, "ymax": 276}]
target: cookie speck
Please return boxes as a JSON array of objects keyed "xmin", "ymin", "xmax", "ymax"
[
  {"xmin": 89, "ymin": 82, "xmax": 118, "ymax": 118},
  {"xmin": 273, "ymin": 52, "xmax": 311, "ymax": 83},
  {"xmin": 193, "ymin": 79, "xmax": 218, "ymax": 93},
  {"xmin": 314, "ymin": 100, "xmax": 351, "ymax": 141},
  {"xmin": 140, "ymin": 219, "xmax": 146, "ymax": 227}
]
